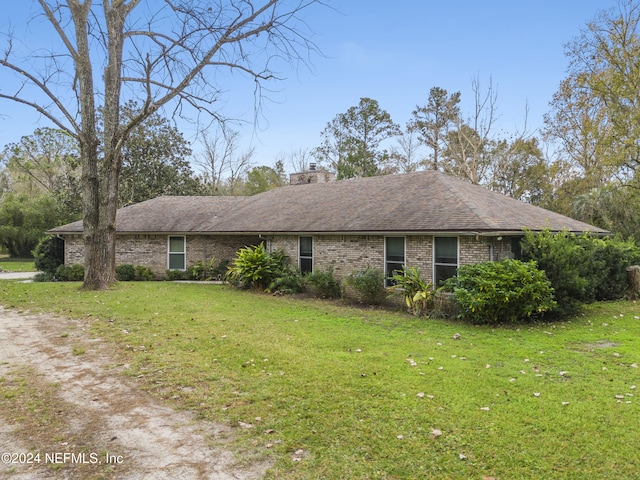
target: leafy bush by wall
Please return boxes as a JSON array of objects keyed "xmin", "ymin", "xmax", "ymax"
[
  {"xmin": 387, "ymin": 266, "xmax": 433, "ymax": 316},
  {"xmin": 345, "ymin": 268, "xmax": 386, "ymax": 305},
  {"xmin": 55, "ymin": 264, "xmax": 85, "ymax": 281},
  {"xmin": 33, "ymin": 235, "xmax": 65, "ymax": 274},
  {"xmin": 520, "ymin": 230, "xmax": 640, "ymax": 317},
  {"xmin": 227, "ymin": 243, "xmax": 303, "ymax": 293},
  {"xmin": 305, "ymin": 267, "xmax": 342, "ymax": 299},
  {"xmin": 443, "ymin": 259, "xmax": 556, "ymax": 324},
  {"xmin": 116, "ymin": 264, "xmax": 136, "ymax": 281},
  {"xmin": 134, "ymin": 265, "xmax": 155, "ymax": 281},
  {"xmin": 116, "ymin": 264, "xmax": 156, "ymax": 281}
]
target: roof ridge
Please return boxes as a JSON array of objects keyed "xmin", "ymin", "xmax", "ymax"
[{"xmin": 433, "ymin": 172, "xmax": 496, "ymax": 230}]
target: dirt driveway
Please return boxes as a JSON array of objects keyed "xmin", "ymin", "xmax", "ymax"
[{"xmin": 0, "ymin": 305, "xmax": 269, "ymax": 480}]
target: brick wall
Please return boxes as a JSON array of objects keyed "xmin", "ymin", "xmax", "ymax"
[
  {"xmin": 63, "ymin": 234, "xmax": 260, "ymax": 278},
  {"xmin": 63, "ymin": 233, "xmax": 517, "ymax": 280},
  {"xmin": 268, "ymin": 234, "xmax": 515, "ymax": 282},
  {"xmin": 459, "ymin": 236, "xmax": 491, "ymax": 266}
]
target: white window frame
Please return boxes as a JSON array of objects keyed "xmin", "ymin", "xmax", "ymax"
[
  {"xmin": 433, "ymin": 236, "xmax": 459, "ymax": 285},
  {"xmin": 299, "ymin": 236, "xmax": 313, "ymax": 274},
  {"xmin": 167, "ymin": 235, "xmax": 186, "ymax": 271},
  {"xmin": 384, "ymin": 236, "xmax": 406, "ymax": 287}
]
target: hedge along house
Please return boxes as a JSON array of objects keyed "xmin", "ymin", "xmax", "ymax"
[{"xmin": 49, "ymin": 170, "xmax": 608, "ymax": 285}]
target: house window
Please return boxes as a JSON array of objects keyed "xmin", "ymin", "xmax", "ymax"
[
  {"xmin": 299, "ymin": 236, "xmax": 313, "ymax": 274},
  {"xmin": 385, "ymin": 236, "xmax": 405, "ymax": 286},
  {"xmin": 434, "ymin": 236, "xmax": 458, "ymax": 285},
  {"xmin": 168, "ymin": 236, "xmax": 186, "ymax": 270}
]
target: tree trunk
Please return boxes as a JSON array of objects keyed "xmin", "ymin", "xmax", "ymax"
[
  {"xmin": 81, "ymin": 142, "xmax": 118, "ymax": 290},
  {"xmin": 79, "ymin": 1, "xmax": 126, "ymax": 290},
  {"xmin": 627, "ymin": 265, "xmax": 640, "ymax": 299}
]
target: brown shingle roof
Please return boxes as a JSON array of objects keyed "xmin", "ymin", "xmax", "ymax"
[
  {"xmin": 50, "ymin": 171, "xmax": 608, "ymax": 235},
  {"xmin": 50, "ymin": 196, "xmax": 248, "ymax": 234}
]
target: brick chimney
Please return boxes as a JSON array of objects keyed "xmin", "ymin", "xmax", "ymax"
[{"xmin": 289, "ymin": 164, "xmax": 336, "ymax": 185}]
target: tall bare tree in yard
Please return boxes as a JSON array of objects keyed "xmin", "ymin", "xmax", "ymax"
[{"xmin": 0, "ymin": 0, "xmax": 323, "ymax": 289}]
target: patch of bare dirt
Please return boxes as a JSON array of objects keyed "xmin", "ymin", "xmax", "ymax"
[{"xmin": 0, "ymin": 306, "xmax": 269, "ymax": 479}]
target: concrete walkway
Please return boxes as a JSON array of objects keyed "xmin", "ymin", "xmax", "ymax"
[{"xmin": 0, "ymin": 271, "xmax": 40, "ymax": 280}]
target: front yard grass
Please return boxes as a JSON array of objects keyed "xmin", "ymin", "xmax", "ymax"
[
  {"xmin": 0, "ymin": 256, "xmax": 35, "ymax": 272},
  {"xmin": 1, "ymin": 281, "xmax": 639, "ymax": 479}
]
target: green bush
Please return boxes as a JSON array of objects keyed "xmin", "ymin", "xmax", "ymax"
[
  {"xmin": 186, "ymin": 258, "xmax": 216, "ymax": 281},
  {"xmin": 345, "ymin": 268, "xmax": 386, "ymax": 305},
  {"xmin": 520, "ymin": 230, "xmax": 640, "ymax": 317},
  {"xmin": 165, "ymin": 269, "xmax": 186, "ymax": 281},
  {"xmin": 227, "ymin": 243, "xmax": 303, "ymax": 293},
  {"xmin": 443, "ymin": 259, "xmax": 556, "ymax": 324},
  {"xmin": 134, "ymin": 265, "xmax": 155, "ymax": 281},
  {"xmin": 54, "ymin": 264, "xmax": 85, "ymax": 282},
  {"xmin": 305, "ymin": 267, "xmax": 342, "ymax": 299},
  {"xmin": 34, "ymin": 272, "xmax": 55, "ymax": 282},
  {"xmin": 33, "ymin": 235, "xmax": 65, "ymax": 274},
  {"xmin": 116, "ymin": 264, "xmax": 155, "ymax": 281},
  {"xmin": 185, "ymin": 258, "xmax": 227, "ymax": 281},
  {"xmin": 387, "ymin": 266, "xmax": 434, "ymax": 316},
  {"xmin": 116, "ymin": 264, "xmax": 136, "ymax": 281},
  {"xmin": 267, "ymin": 263, "xmax": 305, "ymax": 294},
  {"xmin": 226, "ymin": 243, "xmax": 277, "ymax": 290}
]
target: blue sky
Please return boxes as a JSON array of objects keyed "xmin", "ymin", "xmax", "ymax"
[{"xmin": 0, "ymin": 1, "xmax": 619, "ymax": 169}]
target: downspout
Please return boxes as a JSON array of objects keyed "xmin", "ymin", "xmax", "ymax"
[{"xmin": 259, "ymin": 234, "xmax": 271, "ymax": 253}]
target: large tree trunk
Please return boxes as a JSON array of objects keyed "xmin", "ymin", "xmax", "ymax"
[
  {"xmin": 627, "ymin": 265, "xmax": 640, "ymax": 299},
  {"xmin": 81, "ymin": 140, "xmax": 118, "ymax": 290},
  {"xmin": 79, "ymin": 1, "xmax": 126, "ymax": 290}
]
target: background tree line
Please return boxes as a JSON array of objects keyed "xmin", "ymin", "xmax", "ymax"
[{"xmin": 2, "ymin": 0, "xmax": 640, "ymax": 261}]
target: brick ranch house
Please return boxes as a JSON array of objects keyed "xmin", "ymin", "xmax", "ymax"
[{"xmin": 49, "ymin": 169, "xmax": 607, "ymax": 286}]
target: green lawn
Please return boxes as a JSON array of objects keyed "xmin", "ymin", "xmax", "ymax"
[
  {"xmin": 1, "ymin": 281, "xmax": 639, "ymax": 479},
  {"xmin": 0, "ymin": 256, "xmax": 36, "ymax": 272}
]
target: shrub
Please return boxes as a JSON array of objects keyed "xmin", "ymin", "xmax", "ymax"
[
  {"xmin": 589, "ymin": 237, "xmax": 640, "ymax": 300},
  {"xmin": 33, "ymin": 235, "xmax": 65, "ymax": 274},
  {"xmin": 267, "ymin": 263, "xmax": 305, "ymax": 294},
  {"xmin": 134, "ymin": 265, "xmax": 155, "ymax": 281},
  {"xmin": 227, "ymin": 243, "xmax": 303, "ymax": 293},
  {"xmin": 34, "ymin": 272, "xmax": 55, "ymax": 282},
  {"xmin": 186, "ymin": 257, "xmax": 216, "ymax": 281},
  {"xmin": 166, "ymin": 269, "xmax": 186, "ymax": 281},
  {"xmin": 116, "ymin": 264, "xmax": 155, "ymax": 281},
  {"xmin": 520, "ymin": 230, "xmax": 640, "ymax": 317},
  {"xmin": 387, "ymin": 266, "xmax": 433, "ymax": 316},
  {"xmin": 116, "ymin": 264, "xmax": 136, "ymax": 281},
  {"xmin": 54, "ymin": 264, "xmax": 85, "ymax": 282},
  {"xmin": 305, "ymin": 267, "xmax": 342, "ymax": 299},
  {"xmin": 443, "ymin": 259, "xmax": 556, "ymax": 324},
  {"xmin": 226, "ymin": 243, "xmax": 277, "ymax": 290},
  {"xmin": 345, "ymin": 268, "xmax": 386, "ymax": 305}
]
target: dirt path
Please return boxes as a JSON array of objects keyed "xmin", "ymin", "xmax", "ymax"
[{"xmin": 0, "ymin": 306, "xmax": 269, "ymax": 480}]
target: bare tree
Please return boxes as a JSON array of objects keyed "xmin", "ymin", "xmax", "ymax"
[
  {"xmin": 0, "ymin": 0, "xmax": 324, "ymax": 289},
  {"xmin": 443, "ymin": 75, "xmax": 498, "ymax": 184},
  {"xmin": 195, "ymin": 127, "xmax": 254, "ymax": 195},
  {"xmin": 389, "ymin": 128, "xmax": 427, "ymax": 174},
  {"xmin": 285, "ymin": 148, "xmax": 313, "ymax": 173}
]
